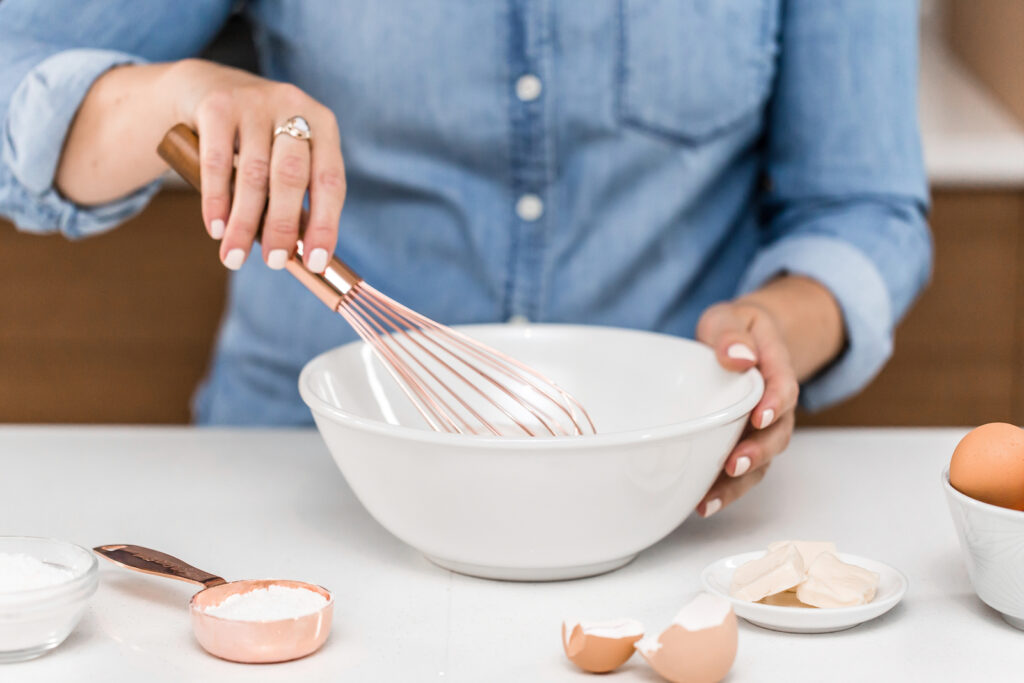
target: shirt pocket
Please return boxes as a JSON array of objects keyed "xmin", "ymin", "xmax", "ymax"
[{"xmin": 618, "ymin": 0, "xmax": 778, "ymax": 144}]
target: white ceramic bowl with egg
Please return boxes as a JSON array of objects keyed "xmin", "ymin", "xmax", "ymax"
[
  {"xmin": 943, "ymin": 470, "xmax": 1024, "ymax": 630},
  {"xmin": 300, "ymin": 324, "xmax": 763, "ymax": 581}
]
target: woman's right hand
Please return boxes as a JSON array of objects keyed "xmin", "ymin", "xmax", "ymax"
[{"xmin": 168, "ymin": 59, "xmax": 346, "ymax": 273}]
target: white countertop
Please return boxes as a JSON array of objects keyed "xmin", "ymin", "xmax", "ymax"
[{"xmin": 1, "ymin": 426, "xmax": 1021, "ymax": 682}]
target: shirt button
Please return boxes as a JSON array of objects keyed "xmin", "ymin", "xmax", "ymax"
[
  {"xmin": 516, "ymin": 194, "xmax": 544, "ymax": 222},
  {"xmin": 515, "ymin": 74, "xmax": 543, "ymax": 102}
]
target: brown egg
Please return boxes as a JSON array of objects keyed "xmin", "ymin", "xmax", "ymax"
[
  {"xmin": 635, "ymin": 594, "xmax": 737, "ymax": 683},
  {"xmin": 562, "ymin": 619, "xmax": 644, "ymax": 673},
  {"xmin": 950, "ymin": 422, "xmax": 1024, "ymax": 510}
]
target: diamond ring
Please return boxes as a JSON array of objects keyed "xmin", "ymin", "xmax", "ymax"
[{"xmin": 273, "ymin": 115, "xmax": 312, "ymax": 142}]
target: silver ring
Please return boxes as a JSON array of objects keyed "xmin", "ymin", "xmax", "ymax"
[{"xmin": 273, "ymin": 115, "xmax": 312, "ymax": 142}]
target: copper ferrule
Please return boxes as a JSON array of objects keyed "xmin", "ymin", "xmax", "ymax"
[{"xmin": 286, "ymin": 240, "xmax": 362, "ymax": 310}]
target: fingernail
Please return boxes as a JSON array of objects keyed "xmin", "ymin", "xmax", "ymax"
[
  {"xmin": 267, "ymin": 248, "xmax": 289, "ymax": 270},
  {"xmin": 307, "ymin": 248, "xmax": 329, "ymax": 273},
  {"xmin": 760, "ymin": 408, "xmax": 775, "ymax": 429},
  {"xmin": 223, "ymin": 248, "xmax": 246, "ymax": 270},
  {"xmin": 703, "ymin": 498, "xmax": 722, "ymax": 518},
  {"xmin": 210, "ymin": 219, "xmax": 225, "ymax": 240},
  {"xmin": 726, "ymin": 343, "xmax": 757, "ymax": 362},
  {"xmin": 732, "ymin": 455, "xmax": 752, "ymax": 477}
]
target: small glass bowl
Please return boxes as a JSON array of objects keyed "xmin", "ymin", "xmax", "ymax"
[{"xmin": 0, "ymin": 537, "xmax": 98, "ymax": 663}]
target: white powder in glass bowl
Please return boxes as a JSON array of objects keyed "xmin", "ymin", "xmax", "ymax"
[
  {"xmin": 0, "ymin": 553, "xmax": 74, "ymax": 592},
  {"xmin": 203, "ymin": 585, "xmax": 328, "ymax": 621}
]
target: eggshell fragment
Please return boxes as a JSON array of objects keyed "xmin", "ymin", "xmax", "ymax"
[
  {"xmin": 562, "ymin": 618, "xmax": 644, "ymax": 673},
  {"xmin": 635, "ymin": 593, "xmax": 737, "ymax": 683},
  {"xmin": 950, "ymin": 422, "xmax": 1024, "ymax": 510}
]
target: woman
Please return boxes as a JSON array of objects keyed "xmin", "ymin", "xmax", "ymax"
[{"xmin": 0, "ymin": 1, "xmax": 931, "ymax": 517}]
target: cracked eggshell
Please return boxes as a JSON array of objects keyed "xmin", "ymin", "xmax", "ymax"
[
  {"xmin": 562, "ymin": 619, "xmax": 644, "ymax": 673},
  {"xmin": 635, "ymin": 593, "xmax": 737, "ymax": 683}
]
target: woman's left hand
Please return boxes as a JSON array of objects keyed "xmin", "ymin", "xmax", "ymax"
[
  {"xmin": 692, "ymin": 276, "xmax": 845, "ymax": 517},
  {"xmin": 693, "ymin": 299, "xmax": 800, "ymax": 517}
]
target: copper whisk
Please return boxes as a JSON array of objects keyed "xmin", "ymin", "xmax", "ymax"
[{"xmin": 158, "ymin": 125, "xmax": 595, "ymax": 437}]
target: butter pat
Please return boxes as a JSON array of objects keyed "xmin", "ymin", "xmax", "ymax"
[
  {"xmin": 796, "ymin": 552, "xmax": 879, "ymax": 608},
  {"xmin": 730, "ymin": 544, "xmax": 805, "ymax": 602},
  {"xmin": 767, "ymin": 541, "xmax": 836, "ymax": 569},
  {"xmin": 767, "ymin": 541, "xmax": 837, "ymax": 591}
]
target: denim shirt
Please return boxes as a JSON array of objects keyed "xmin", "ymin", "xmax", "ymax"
[{"xmin": 0, "ymin": 1, "xmax": 931, "ymax": 425}]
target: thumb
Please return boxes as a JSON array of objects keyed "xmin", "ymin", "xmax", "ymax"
[{"xmin": 696, "ymin": 303, "xmax": 759, "ymax": 372}]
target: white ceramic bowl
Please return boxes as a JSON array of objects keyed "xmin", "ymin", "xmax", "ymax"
[
  {"xmin": 943, "ymin": 469, "xmax": 1024, "ymax": 630},
  {"xmin": 300, "ymin": 324, "xmax": 763, "ymax": 581},
  {"xmin": 0, "ymin": 537, "xmax": 98, "ymax": 662},
  {"xmin": 701, "ymin": 551, "xmax": 908, "ymax": 634}
]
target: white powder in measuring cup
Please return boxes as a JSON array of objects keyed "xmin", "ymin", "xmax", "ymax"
[
  {"xmin": 0, "ymin": 552, "xmax": 74, "ymax": 592},
  {"xmin": 203, "ymin": 585, "xmax": 328, "ymax": 621}
]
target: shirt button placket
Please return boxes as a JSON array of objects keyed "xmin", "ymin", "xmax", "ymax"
[{"xmin": 506, "ymin": 1, "xmax": 551, "ymax": 324}]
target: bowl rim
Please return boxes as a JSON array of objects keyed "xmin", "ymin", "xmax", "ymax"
[
  {"xmin": 942, "ymin": 469, "xmax": 1024, "ymax": 519},
  {"xmin": 189, "ymin": 579, "xmax": 335, "ymax": 624},
  {"xmin": 298, "ymin": 323, "xmax": 765, "ymax": 449},
  {"xmin": 0, "ymin": 536, "xmax": 98, "ymax": 605}
]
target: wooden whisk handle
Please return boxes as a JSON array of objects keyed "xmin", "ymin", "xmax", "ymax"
[{"xmin": 157, "ymin": 124, "xmax": 202, "ymax": 192}]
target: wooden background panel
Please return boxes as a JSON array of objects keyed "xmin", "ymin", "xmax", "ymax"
[
  {"xmin": 0, "ymin": 192, "xmax": 226, "ymax": 423},
  {"xmin": 948, "ymin": 0, "xmax": 1024, "ymax": 124},
  {"xmin": 2, "ymin": 188, "xmax": 1023, "ymax": 424},
  {"xmin": 801, "ymin": 190, "xmax": 1024, "ymax": 426}
]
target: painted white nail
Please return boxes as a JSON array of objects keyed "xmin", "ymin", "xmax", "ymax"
[
  {"xmin": 307, "ymin": 248, "xmax": 329, "ymax": 273},
  {"xmin": 760, "ymin": 408, "xmax": 775, "ymax": 429},
  {"xmin": 223, "ymin": 248, "xmax": 246, "ymax": 271},
  {"xmin": 703, "ymin": 498, "xmax": 722, "ymax": 518},
  {"xmin": 210, "ymin": 219, "xmax": 225, "ymax": 240},
  {"xmin": 267, "ymin": 249, "xmax": 289, "ymax": 270},
  {"xmin": 726, "ymin": 343, "xmax": 757, "ymax": 362},
  {"xmin": 733, "ymin": 456, "xmax": 752, "ymax": 477}
]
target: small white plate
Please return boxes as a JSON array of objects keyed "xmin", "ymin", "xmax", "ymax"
[{"xmin": 701, "ymin": 551, "xmax": 908, "ymax": 634}]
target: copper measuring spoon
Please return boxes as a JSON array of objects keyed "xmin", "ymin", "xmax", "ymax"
[{"xmin": 94, "ymin": 544, "xmax": 333, "ymax": 663}]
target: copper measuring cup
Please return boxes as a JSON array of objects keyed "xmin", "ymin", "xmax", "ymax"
[{"xmin": 94, "ymin": 544, "xmax": 333, "ymax": 663}]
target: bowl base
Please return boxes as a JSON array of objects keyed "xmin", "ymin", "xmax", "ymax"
[
  {"xmin": 742, "ymin": 618, "xmax": 861, "ymax": 635},
  {"xmin": 0, "ymin": 640, "xmax": 61, "ymax": 663},
  {"xmin": 425, "ymin": 554, "xmax": 637, "ymax": 581},
  {"xmin": 1000, "ymin": 613, "xmax": 1024, "ymax": 631}
]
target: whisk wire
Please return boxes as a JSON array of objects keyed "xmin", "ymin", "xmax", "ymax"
[
  {"xmin": 338, "ymin": 303, "xmax": 461, "ymax": 433},
  {"xmin": 340, "ymin": 296, "xmax": 471, "ymax": 434},
  {"xmin": 384, "ymin": 291, "xmax": 595, "ymax": 435},
  {"xmin": 337, "ymin": 283, "xmax": 594, "ymax": 437},
  {"xmin": 353, "ymin": 288, "xmax": 568, "ymax": 436},
  {"xmin": 346, "ymin": 289, "xmax": 505, "ymax": 436}
]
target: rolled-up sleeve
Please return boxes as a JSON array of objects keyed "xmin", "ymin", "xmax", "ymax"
[
  {"xmin": 740, "ymin": 0, "xmax": 933, "ymax": 411},
  {"xmin": 1, "ymin": 49, "xmax": 158, "ymax": 237},
  {"xmin": 0, "ymin": 0, "xmax": 234, "ymax": 238}
]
